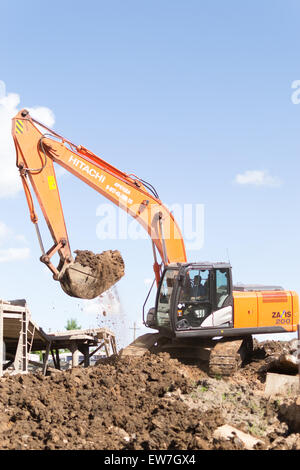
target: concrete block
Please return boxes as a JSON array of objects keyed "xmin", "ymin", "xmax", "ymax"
[
  {"xmin": 213, "ymin": 424, "xmax": 263, "ymax": 450},
  {"xmin": 264, "ymin": 372, "xmax": 299, "ymax": 396}
]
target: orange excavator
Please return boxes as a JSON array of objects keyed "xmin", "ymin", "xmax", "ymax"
[{"xmin": 12, "ymin": 109, "xmax": 299, "ymax": 374}]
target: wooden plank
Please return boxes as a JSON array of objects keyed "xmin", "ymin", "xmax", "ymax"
[
  {"xmin": 3, "ymin": 313, "xmax": 23, "ymax": 319},
  {"xmin": 55, "ymin": 349, "xmax": 61, "ymax": 370},
  {"xmin": 2, "ymin": 304, "xmax": 27, "ymax": 313},
  {"xmin": 79, "ymin": 342, "xmax": 105, "ymax": 365},
  {"xmin": 111, "ymin": 336, "xmax": 118, "ymax": 355},
  {"xmin": 43, "ymin": 342, "xmax": 51, "ymax": 376}
]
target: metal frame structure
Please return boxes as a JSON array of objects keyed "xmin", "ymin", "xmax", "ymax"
[
  {"xmin": 0, "ymin": 299, "xmax": 117, "ymax": 377},
  {"xmin": 46, "ymin": 327, "xmax": 118, "ymax": 369}
]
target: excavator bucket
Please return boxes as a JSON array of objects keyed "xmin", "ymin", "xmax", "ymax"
[{"xmin": 59, "ymin": 249, "xmax": 125, "ymax": 299}]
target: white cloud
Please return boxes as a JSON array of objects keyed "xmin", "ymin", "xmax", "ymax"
[
  {"xmin": 0, "ymin": 220, "xmax": 29, "ymax": 262},
  {"xmin": 0, "ymin": 247, "xmax": 30, "ymax": 263},
  {"xmin": 235, "ymin": 170, "xmax": 282, "ymax": 188},
  {"xmin": 14, "ymin": 234, "xmax": 27, "ymax": 244},
  {"xmin": 0, "ymin": 221, "xmax": 12, "ymax": 245},
  {"xmin": 27, "ymin": 106, "xmax": 55, "ymax": 129},
  {"xmin": 0, "ymin": 80, "xmax": 55, "ymax": 198},
  {"xmin": 0, "ymin": 81, "xmax": 5, "ymax": 99}
]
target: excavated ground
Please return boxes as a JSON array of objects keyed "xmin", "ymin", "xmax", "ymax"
[{"xmin": 0, "ymin": 341, "xmax": 299, "ymax": 450}]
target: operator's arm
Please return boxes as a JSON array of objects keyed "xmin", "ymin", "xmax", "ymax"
[{"xmin": 12, "ymin": 110, "xmax": 186, "ymax": 284}]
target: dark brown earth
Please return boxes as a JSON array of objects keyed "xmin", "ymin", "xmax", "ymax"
[
  {"xmin": 0, "ymin": 340, "xmax": 299, "ymax": 450},
  {"xmin": 59, "ymin": 249, "xmax": 125, "ymax": 299}
]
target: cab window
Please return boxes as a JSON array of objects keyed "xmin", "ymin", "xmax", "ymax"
[
  {"xmin": 176, "ymin": 269, "xmax": 211, "ymax": 330},
  {"xmin": 216, "ymin": 269, "xmax": 230, "ymax": 307},
  {"xmin": 156, "ymin": 269, "xmax": 178, "ymax": 327},
  {"xmin": 179, "ymin": 269, "xmax": 210, "ymax": 302}
]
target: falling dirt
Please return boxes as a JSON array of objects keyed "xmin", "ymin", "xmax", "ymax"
[
  {"xmin": 0, "ymin": 341, "xmax": 299, "ymax": 450},
  {"xmin": 59, "ymin": 249, "xmax": 125, "ymax": 299},
  {"xmin": 97, "ymin": 312, "xmax": 131, "ymax": 352}
]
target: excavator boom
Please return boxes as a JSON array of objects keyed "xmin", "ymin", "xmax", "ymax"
[{"xmin": 12, "ymin": 109, "xmax": 186, "ymax": 298}]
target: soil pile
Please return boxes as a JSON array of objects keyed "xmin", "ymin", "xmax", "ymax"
[
  {"xmin": 0, "ymin": 342, "xmax": 299, "ymax": 450},
  {"xmin": 0, "ymin": 354, "xmax": 218, "ymax": 450},
  {"xmin": 60, "ymin": 249, "xmax": 125, "ymax": 299}
]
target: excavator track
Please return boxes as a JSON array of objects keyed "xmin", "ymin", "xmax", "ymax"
[
  {"xmin": 208, "ymin": 336, "xmax": 253, "ymax": 376},
  {"xmin": 120, "ymin": 333, "xmax": 161, "ymax": 357},
  {"xmin": 121, "ymin": 333, "xmax": 253, "ymax": 377}
]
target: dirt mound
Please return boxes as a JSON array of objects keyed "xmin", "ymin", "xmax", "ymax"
[
  {"xmin": 0, "ymin": 343, "xmax": 299, "ymax": 450},
  {"xmin": 59, "ymin": 249, "xmax": 125, "ymax": 299},
  {"xmin": 258, "ymin": 340, "xmax": 295, "ymax": 357},
  {"xmin": 0, "ymin": 353, "xmax": 223, "ymax": 450}
]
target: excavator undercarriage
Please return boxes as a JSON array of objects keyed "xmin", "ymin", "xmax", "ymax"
[{"xmin": 121, "ymin": 333, "xmax": 254, "ymax": 377}]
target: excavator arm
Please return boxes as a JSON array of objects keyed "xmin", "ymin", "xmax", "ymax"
[{"xmin": 12, "ymin": 109, "xmax": 186, "ymax": 297}]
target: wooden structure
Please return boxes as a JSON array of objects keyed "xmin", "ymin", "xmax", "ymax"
[
  {"xmin": 0, "ymin": 299, "xmax": 49, "ymax": 376},
  {"xmin": 0, "ymin": 299, "xmax": 117, "ymax": 377},
  {"xmin": 47, "ymin": 327, "xmax": 117, "ymax": 368}
]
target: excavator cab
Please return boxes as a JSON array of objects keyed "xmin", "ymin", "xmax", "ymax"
[{"xmin": 147, "ymin": 263, "xmax": 234, "ymax": 337}]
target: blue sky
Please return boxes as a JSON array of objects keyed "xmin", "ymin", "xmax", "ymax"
[{"xmin": 0, "ymin": 0, "xmax": 299, "ymax": 345}]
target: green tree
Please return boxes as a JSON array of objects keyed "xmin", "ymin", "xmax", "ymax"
[{"xmin": 65, "ymin": 318, "xmax": 82, "ymax": 331}]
